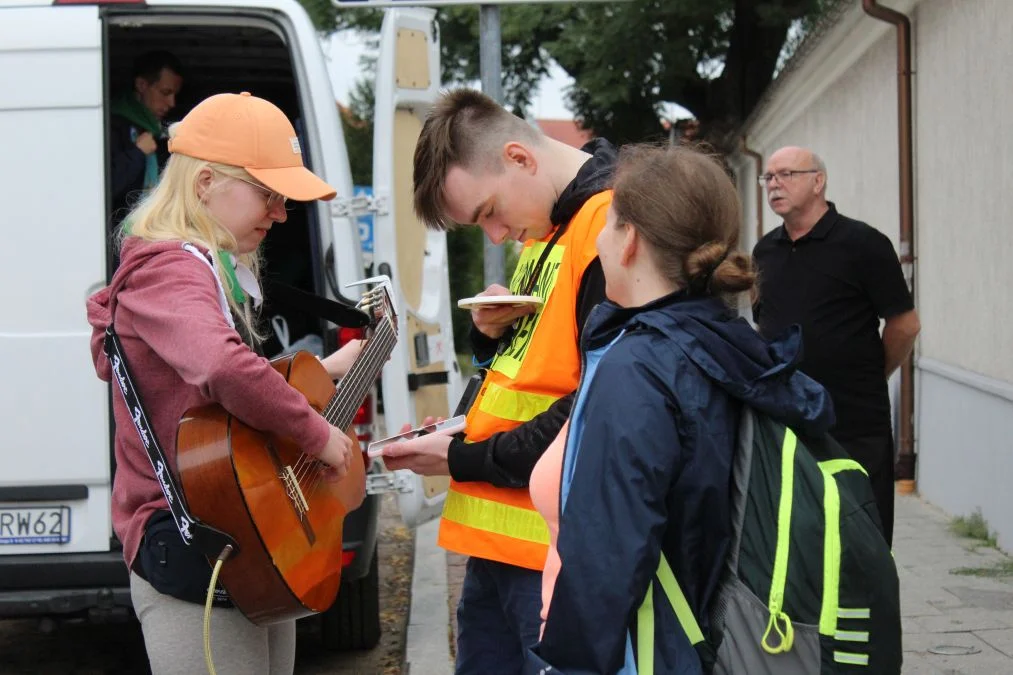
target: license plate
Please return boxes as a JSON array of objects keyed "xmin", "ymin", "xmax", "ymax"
[{"xmin": 0, "ymin": 506, "xmax": 71, "ymax": 545}]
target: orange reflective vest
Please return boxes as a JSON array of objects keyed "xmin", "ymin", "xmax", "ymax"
[{"xmin": 438, "ymin": 190, "xmax": 612, "ymax": 571}]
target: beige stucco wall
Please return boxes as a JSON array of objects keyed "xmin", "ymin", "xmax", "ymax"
[
  {"xmin": 914, "ymin": 0, "xmax": 1013, "ymax": 382},
  {"xmin": 739, "ymin": 0, "xmax": 1011, "ymax": 382},
  {"xmin": 751, "ymin": 31, "xmax": 902, "ymax": 250}
]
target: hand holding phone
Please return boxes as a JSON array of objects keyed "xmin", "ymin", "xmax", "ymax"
[{"xmin": 366, "ymin": 415, "xmax": 467, "ymax": 458}]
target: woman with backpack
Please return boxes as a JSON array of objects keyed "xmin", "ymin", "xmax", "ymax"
[{"xmin": 526, "ymin": 144, "xmax": 837, "ymax": 674}]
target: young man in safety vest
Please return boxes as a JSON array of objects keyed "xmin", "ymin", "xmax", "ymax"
[{"xmin": 380, "ymin": 89, "xmax": 616, "ymax": 674}]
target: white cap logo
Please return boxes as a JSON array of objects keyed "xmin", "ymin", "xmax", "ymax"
[{"xmin": 289, "ymin": 137, "xmax": 301, "ymax": 155}]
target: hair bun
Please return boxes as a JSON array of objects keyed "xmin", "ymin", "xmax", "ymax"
[{"xmin": 685, "ymin": 241, "xmax": 729, "ymax": 287}]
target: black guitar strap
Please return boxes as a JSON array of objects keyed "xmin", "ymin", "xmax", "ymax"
[
  {"xmin": 103, "ymin": 327, "xmax": 238, "ymax": 559},
  {"xmin": 262, "ymin": 278, "xmax": 370, "ymax": 328},
  {"xmin": 102, "ymin": 256, "xmax": 368, "ymax": 558}
]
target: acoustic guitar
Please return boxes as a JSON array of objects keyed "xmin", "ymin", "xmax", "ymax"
[{"xmin": 175, "ymin": 281, "xmax": 397, "ymax": 625}]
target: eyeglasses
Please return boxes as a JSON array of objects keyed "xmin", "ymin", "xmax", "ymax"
[
  {"xmin": 228, "ymin": 174, "xmax": 292, "ymax": 211},
  {"xmin": 758, "ymin": 169, "xmax": 820, "ymax": 187}
]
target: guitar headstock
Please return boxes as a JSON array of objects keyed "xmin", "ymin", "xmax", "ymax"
[{"xmin": 346, "ymin": 276, "xmax": 398, "ymax": 338}]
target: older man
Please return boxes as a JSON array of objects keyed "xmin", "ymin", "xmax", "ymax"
[{"xmin": 752, "ymin": 146, "xmax": 920, "ymax": 546}]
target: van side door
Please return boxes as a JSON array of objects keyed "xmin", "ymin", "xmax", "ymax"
[
  {"xmin": 371, "ymin": 8, "xmax": 461, "ymax": 527},
  {"xmin": 0, "ymin": 5, "xmax": 113, "ymax": 554}
]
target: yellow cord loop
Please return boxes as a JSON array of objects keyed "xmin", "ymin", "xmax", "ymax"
[
  {"xmin": 203, "ymin": 545, "xmax": 234, "ymax": 675},
  {"xmin": 761, "ymin": 608, "xmax": 795, "ymax": 654}
]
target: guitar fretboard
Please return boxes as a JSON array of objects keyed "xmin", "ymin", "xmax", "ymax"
[{"xmin": 322, "ymin": 318, "xmax": 397, "ymax": 429}]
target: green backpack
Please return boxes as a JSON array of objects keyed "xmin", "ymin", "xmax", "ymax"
[
  {"xmin": 634, "ymin": 406, "xmax": 903, "ymax": 674},
  {"xmin": 699, "ymin": 406, "xmax": 903, "ymax": 674}
]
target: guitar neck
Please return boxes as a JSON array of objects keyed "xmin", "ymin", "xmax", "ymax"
[{"xmin": 322, "ymin": 322, "xmax": 396, "ymax": 429}]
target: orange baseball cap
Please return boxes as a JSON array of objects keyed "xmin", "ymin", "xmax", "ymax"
[{"xmin": 168, "ymin": 92, "xmax": 337, "ymax": 201}]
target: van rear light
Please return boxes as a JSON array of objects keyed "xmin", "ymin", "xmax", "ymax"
[
  {"xmin": 337, "ymin": 326, "xmax": 374, "ymax": 468},
  {"xmin": 341, "ymin": 550, "xmax": 356, "ymax": 567},
  {"xmin": 337, "ymin": 326, "xmax": 364, "ymax": 347}
]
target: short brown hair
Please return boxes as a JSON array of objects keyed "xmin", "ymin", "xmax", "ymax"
[
  {"xmin": 413, "ymin": 89, "xmax": 542, "ymax": 231},
  {"xmin": 611, "ymin": 144, "xmax": 756, "ymax": 299}
]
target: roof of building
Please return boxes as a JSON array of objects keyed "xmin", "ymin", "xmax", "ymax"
[{"xmin": 536, "ymin": 118, "xmax": 594, "ymax": 148}]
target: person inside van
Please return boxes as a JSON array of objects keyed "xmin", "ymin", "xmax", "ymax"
[
  {"xmin": 109, "ymin": 50, "xmax": 184, "ymax": 224},
  {"xmin": 526, "ymin": 144, "xmax": 834, "ymax": 674},
  {"xmin": 88, "ymin": 92, "xmax": 366, "ymax": 675}
]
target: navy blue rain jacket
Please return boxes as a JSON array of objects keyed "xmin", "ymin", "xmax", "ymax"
[{"xmin": 528, "ymin": 290, "xmax": 835, "ymax": 675}]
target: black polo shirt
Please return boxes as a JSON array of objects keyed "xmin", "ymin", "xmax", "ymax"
[{"xmin": 752, "ymin": 202, "xmax": 913, "ymax": 441}]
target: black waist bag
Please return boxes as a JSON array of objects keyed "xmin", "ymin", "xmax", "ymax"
[{"xmin": 136, "ymin": 510, "xmax": 233, "ymax": 609}]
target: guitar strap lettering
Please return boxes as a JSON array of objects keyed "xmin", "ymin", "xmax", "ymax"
[
  {"xmin": 103, "ymin": 326, "xmax": 238, "ymax": 560},
  {"xmin": 102, "ymin": 326, "xmax": 197, "ymax": 541}
]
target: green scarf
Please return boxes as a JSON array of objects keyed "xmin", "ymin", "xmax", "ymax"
[
  {"xmin": 218, "ymin": 251, "xmax": 248, "ymax": 305},
  {"xmin": 111, "ymin": 92, "xmax": 162, "ymax": 189}
]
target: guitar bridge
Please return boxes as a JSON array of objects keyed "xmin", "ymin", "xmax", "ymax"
[{"xmin": 281, "ymin": 466, "xmax": 310, "ymax": 516}]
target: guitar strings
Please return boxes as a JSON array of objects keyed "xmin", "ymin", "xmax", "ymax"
[
  {"xmin": 290, "ymin": 296, "xmax": 392, "ymax": 482},
  {"xmin": 293, "ymin": 321, "xmax": 395, "ymax": 481},
  {"xmin": 293, "ymin": 315, "xmax": 398, "ymax": 497},
  {"xmin": 293, "ymin": 289, "xmax": 396, "ymax": 490},
  {"xmin": 289, "ymin": 292, "xmax": 392, "ymax": 490},
  {"xmin": 302, "ymin": 326, "xmax": 398, "ymax": 498}
]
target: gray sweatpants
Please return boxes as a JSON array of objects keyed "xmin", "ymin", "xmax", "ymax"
[{"xmin": 130, "ymin": 572, "xmax": 296, "ymax": 675}]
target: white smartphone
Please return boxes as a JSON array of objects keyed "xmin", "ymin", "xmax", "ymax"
[
  {"xmin": 366, "ymin": 415, "xmax": 467, "ymax": 458},
  {"xmin": 457, "ymin": 295, "xmax": 543, "ymax": 310}
]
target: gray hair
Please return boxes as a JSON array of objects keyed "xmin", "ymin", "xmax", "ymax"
[{"xmin": 810, "ymin": 151, "xmax": 828, "ymax": 193}]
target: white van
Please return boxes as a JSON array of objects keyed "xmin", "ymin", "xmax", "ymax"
[{"xmin": 0, "ymin": 0, "xmax": 459, "ymax": 651}]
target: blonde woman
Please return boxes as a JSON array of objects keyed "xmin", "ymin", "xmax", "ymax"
[{"xmin": 87, "ymin": 92, "xmax": 363, "ymax": 674}]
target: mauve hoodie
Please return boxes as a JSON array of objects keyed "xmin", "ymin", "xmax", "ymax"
[{"xmin": 87, "ymin": 237, "xmax": 331, "ymax": 569}]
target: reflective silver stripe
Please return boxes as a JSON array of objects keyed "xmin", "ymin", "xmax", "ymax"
[
  {"xmin": 835, "ymin": 630, "xmax": 870, "ymax": 643},
  {"xmin": 834, "ymin": 651, "xmax": 870, "ymax": 666},
  {"xmin": 837, "ymin": 607, "xmax": 871, "ymax": 620}
]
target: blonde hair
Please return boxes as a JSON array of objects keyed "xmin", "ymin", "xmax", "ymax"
[{"xmin": 118, "ymin": 151, "xmax": 264, "ymax": 341}]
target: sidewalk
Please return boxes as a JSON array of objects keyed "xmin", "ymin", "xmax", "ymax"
[
  {"xmin": 894, "ymin": 494, "xmax": 1013, "ymax": 673},
  {"xmin": 412, "ymin": 493, "xmax": 1013, "ymax": 674}
]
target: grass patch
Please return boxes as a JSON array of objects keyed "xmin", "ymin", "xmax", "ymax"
[
  {"xmin": 950, "ymin": 508, "xmax": 997, "ymax": 549},
  {"xmin": 952, "ymin": 559, "xmax": 1013, "ymax": 578}
]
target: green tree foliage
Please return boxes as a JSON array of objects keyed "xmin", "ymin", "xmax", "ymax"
[
  {"xmin": 340, "ymin": 77, "xmax": 375, "ymax": 186},
  {"xmin": 311, "ymin": 1, "xmax": 828, "ymax": 353},
  {"xmin": 307, "ymin": 0, "xmax": 831, "ymax": 147}
]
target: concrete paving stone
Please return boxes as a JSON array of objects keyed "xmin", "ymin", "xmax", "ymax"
[
  {"xmin": 900, "ymin": 652, "xmax": 945, "ymax": 675},
  {"xmin": 900, "ymin": 548, "xmax": 996, "ymax": 566},
  {"xmin": 925, "ymin": 591, "xmax": 971, "ymax": 612},
  {"xmin": 947, "ymin": 587, "xmax": 1013, "ymax": 612},
  {"xmin": 902, "ymin": 652, "xmax": 973, "ymax": 675},
  {"xmin": 910, "ymin": 607, "xmax": 1013, "ymax": 634},
  {"xmin": 973, "ymin": 628, "xmax": 1013, "ymax": 659},
  {"xmin": 904, "ymin": 616, "xmax": 927, "ymax": 636},
  {"xmin": 903, "ymin": 631, "xmax": 1013, "ymax": 673},
  {"xmin": 903, "ymin": 599, "xmax": 946, "ymax": 617}
]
